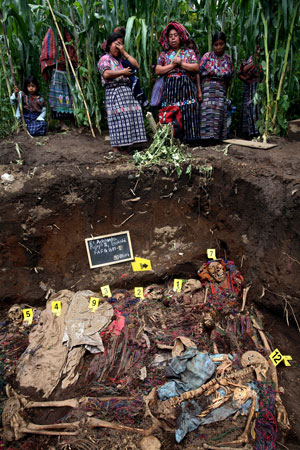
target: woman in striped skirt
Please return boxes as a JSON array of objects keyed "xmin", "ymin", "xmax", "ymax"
[
  {"xmin": 199, "ymin": 32, "xmax": 233, "ymax": 141},
  {"xmin": 238, "ymin": 45, "xmax": 261, "ymax": 138},
  {"xmin": 155, "ymin": 22, "xmax": 201, "ymax": 144},
  {"xmin": 98, "ymin": 32, "xmax": 147, "ymax": 153}
]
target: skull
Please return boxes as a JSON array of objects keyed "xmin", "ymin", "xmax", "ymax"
[
  {"xmin": 183, "ymin": 279, "xmax": 202, "ymax": 294},
  {"xmin": 8, "ymin": 305, "xmax": 23, "ymax": 325},
  {"xmin": 208, "ymin": 262, "xmax": 226, "ymax": 283},
  {"xmin": 144, "ymin": 285, "xmax": 164, "ymax": 301}
]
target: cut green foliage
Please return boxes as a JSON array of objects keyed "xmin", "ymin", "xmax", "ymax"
[
  {"xmin": 133, "ymin": 124, "xmax": 192, "ymax": 177},
  {"xmin": 0, "ymin": 0, "xmax": 299, "ymax": 137}
]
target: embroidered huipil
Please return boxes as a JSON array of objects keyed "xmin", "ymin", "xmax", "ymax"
[
  {"xmin": 98, "ymin": 54, "xmax": 130, "ymax": 86},
  {"xmin": 199, "ymin": 52, "xmax": 233, "ymax": 80},
  {"xmin": 157, "ymin": 49, "xmax": 197, "ymax": 76},
  {"xmin": 10, "ymin": 92, "xmax": 46, "ymax": 120}
]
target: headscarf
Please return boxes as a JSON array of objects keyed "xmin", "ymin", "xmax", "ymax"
[{"xmin": 158, "ymin": 21, "xmax": 190, "ymax": 50}]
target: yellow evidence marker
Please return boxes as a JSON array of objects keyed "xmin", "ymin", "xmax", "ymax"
[
  {"xmin": 269, "ymin": 348, "xmax": 292, "ymax": 367},
  {"xmin": 101, "ymin": 285, "xmax": 112, "ymax": 297},
  {"xmin": 173, "ymin": 279, "xmax": 183, "ymax": 292},
  {"xmin": 89, "ymin": 297, "xmax": 100, "ymax": 312},
  {"xmin": 134, "ymin": 287, "xmax": 144, "ymax": 299},
  {"xmin": 207, "ymin": 249, "xmax": 217, "ymax": 260},
  {"xmin": 51, "ymin": 301, "xmax": 62, "ymax": 317},
  {"xmin": 131, "ymin": 257, "xmax": 152, "ymax": 272},
  {"xmin": 23, "ymin": 308, "xmax": 33, "ymax": 325}
]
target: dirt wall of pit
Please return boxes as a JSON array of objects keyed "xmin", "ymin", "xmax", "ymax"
[{"xmin": 1, "ymin": 152, "xmax": 299, "ymax": 318}]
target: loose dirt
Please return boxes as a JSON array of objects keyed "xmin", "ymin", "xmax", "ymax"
[{"xmin": 0, "ymin": 129, "xmax": 299, "ymax": 449}]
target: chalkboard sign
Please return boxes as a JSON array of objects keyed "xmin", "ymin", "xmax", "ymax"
[{"xmin": 85, "ymin": 231, "xmax": 134, "ymax": 269}]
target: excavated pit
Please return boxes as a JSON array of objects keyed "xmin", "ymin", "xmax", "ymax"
[
  {"xmin": 0, "ymin": 133, "xmax": 299, "ymax": 316},
  {"xmin": 0, "ymin": 131, "xmax": 300, "ymax": 447}
]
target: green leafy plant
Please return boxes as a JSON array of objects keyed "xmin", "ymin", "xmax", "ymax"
[
  {"xmin": 0, "ymin": 0, "xmax": 299, "ymax": 138},
  {"xmin": 133, "ymin": 123, "xmax": 192, "ymax": 177}
]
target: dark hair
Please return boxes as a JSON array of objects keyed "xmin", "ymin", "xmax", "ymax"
[
  {"xmin": 23, "ymin": 76, "xmax": 39, "ymax": 95},
  {"xmin": 212, "ymin": 31, "xmax": 226, "ymax": 45},
  {"xmin": 105, "ymin": 32, "xmax": 124, "ymax": 53}
]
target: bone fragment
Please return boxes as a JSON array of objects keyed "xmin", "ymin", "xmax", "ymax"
[
  {"xmin": 85, "ymin": 417, "xmax": 158, "ymax": 436},
  {"xmin": 219, "ymin": 391, "xmax": 257, "ymax": 447},
  {"xmin": 163, "ymin": 366, "xmax": 253, "ymax": 407},
  {"xmin": 24, "ymin": 399, "xmax": 80, "ymax": 409},
  {"xmin": 240, "ymin": 285, "xmax": 251, "ymax": 312},
  {"xmin": 251, "ymin": 314, "xmax": 290, "ymax": 431},
  {"xmin": 203, "ymin": 445, "xmax": 252, "ymax": 450}
]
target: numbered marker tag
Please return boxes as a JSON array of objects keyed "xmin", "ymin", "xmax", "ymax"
[
  {"xmin": 173, "ymin": 279, "xmax": 183, "ymax": 292},
  {"xmin": 101, "ymin": 285, "xmax": 112, "ymax": 298},
  {"xmin": 89, "ymin": 297, "xmax": 100, "ymax": 312},
  {"xmin": 207, "ymin": 249, "xmax": 216, "ymax": 260},
  {"xmin": 134, "ymin": 287, "xmax": 144, "ymax": 299},
  {"xmin": 269, "ymin": 348, "xmax": 284, "ymax": 366},
  {"xmin": 51, "ymin": 301, "xmax": 62, "ymax": 317},
  {"xmin": 23, "ymin": 308, "xmax": 33, "ymax": 325}
]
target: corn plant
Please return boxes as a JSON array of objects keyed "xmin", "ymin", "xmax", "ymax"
[{"xmin": 0, "ymin": 0, "xmax": 299, "ymax": 137}]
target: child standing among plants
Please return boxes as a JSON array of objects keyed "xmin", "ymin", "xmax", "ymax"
[{"xmin": 10, "ymin": 76, "xmax": 47, "ymax": 136}]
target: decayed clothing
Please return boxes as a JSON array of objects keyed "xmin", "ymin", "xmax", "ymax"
[
  {"xmin": 98, "ymin": 54, "xmax": 146, "ymax": 147},
  {"xmin": 239, "ymin": 56, "xmax": 260, "ymax": 137},
  {"xmin": 16, "ymin": 290, "xmax": 114, "ymax": 398},
  {"xmin": 199, "ymin": 52, "xmax": 233, "ymax": 140},
  {"xmin": 157, "ymin": 49, "xmax": 201, "ymax": 143},
  {"xmin": 10, "ymin": 91, "xmax": 47, "ymax": 136}
]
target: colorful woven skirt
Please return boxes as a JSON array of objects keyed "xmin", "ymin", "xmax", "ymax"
[
  {"xmin": 161, "ymin": 74, "xmax": 201, "ymax": 143},
  {"xmin": 105, "ymin": 83, "xmax": 147, "ymax": 147},
  {"xmin": 23, "ymin": 110, "xmax": 47, "ymax": 136},
  {"xmin": 49, "ymin": 69, "xmax": 74, "ymax": 119},
  {"xmin": 240, "ymin": 82, "xmax": 259, "ymax": 138},
  {"xmin": 200, "ymin": 78, "xmax": 228, "ymax": 140}
]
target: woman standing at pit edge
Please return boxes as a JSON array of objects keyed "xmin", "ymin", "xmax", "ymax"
[
  {"xmin": 98, "ymin": 32, "xmax": 147, "ymax": 153},
  {"xmin": 155, "ymin": 22, "xmax": 201, "ymax": 144},
  {"xmin": 199, "ymin": 32, "xmax": 233, "ymax": 141}
]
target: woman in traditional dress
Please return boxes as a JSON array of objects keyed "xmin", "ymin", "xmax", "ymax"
[
  {"xmin": 238, "ymin": 45, "xmax": 261, "ymax": 138},
  {"xmin": 98, "ymin": 32, "xmax": 147, "ymax": 153},
  {"xmin": 40, "ymin": 28, "xmax": 77, "ymax": 131},
  {"xmin": 155, "ymin": 22, "xmax": 201, "ymax": 144},
  {"xmin": 199, "ymin": 32, "xmax": 233, "ymax": 141}
]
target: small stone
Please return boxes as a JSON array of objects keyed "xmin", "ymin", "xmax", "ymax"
[
  {"xmin": 139, "ymin": 436, "xmax": 161, "ymax": 450},
  {"xmin": 1, "ymin": 173, "xmax": 15, "ymax": 183}
]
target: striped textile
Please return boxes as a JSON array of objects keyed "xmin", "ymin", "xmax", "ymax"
[
  {"xmin": 49, "ymin": 69, "xmax": 73, "ymax": 119},
  {"xmin": 161, "ymin": 74, "xmax": 201, "ymax": 143},
  {"xmin": 240, "ymin": 82, "xmax": 259, "ymax": 138},
  {"xmin": 40, "ymin": 28, "xmax": 77, "ymax": 81},
  {"xmin": 105, "ymin": 84, "xmax": 146, "ymax": 147},
  {"xmin": 23, "ymin": 110, "xmax": 47, "ymax": 136},
  {"xmin": 200, "ymin": 79, "xmax": 228, "ymax": 140}
]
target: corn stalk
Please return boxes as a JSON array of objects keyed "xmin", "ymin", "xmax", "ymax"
[{"xmin": 272, "ymin": 1, "xmax": 299, "ymax": 128}]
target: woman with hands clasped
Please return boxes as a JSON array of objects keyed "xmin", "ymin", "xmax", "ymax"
[
  {"xmin": 98, "ymin": 32, "xmax": 147, "ymax": 153},
  {"xmin": 155, "ymin": 22, "xmax": 201, "ymax": 143}
]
